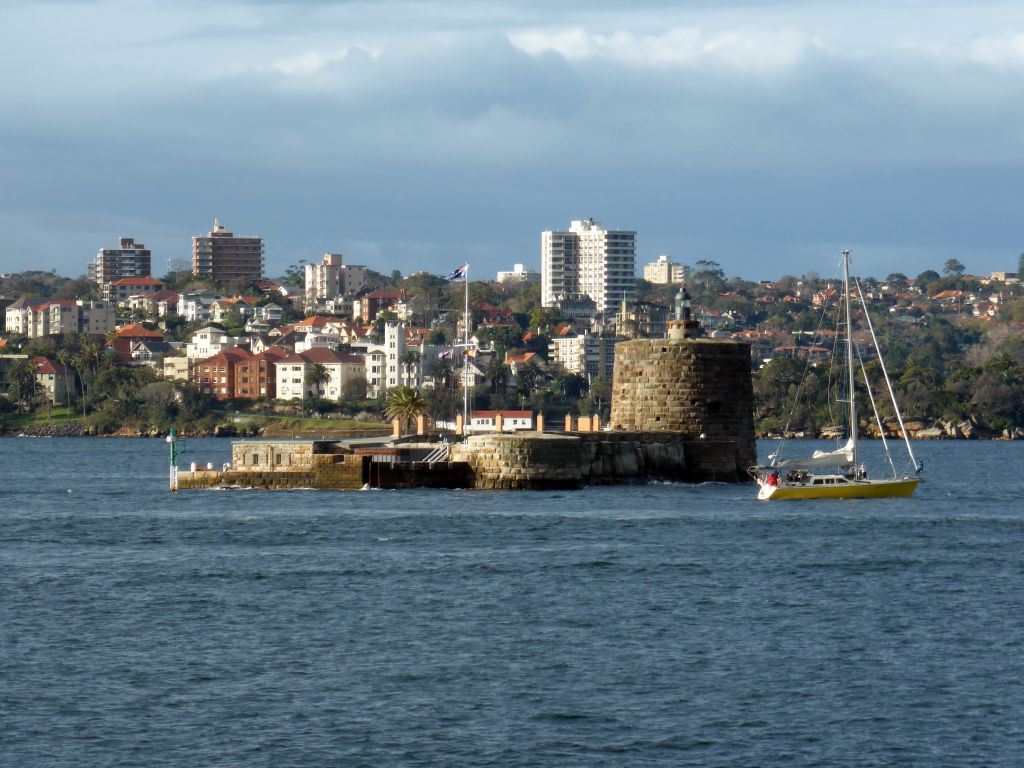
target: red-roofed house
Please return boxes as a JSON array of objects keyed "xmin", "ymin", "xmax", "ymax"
[
  {"xmin": 193, "ymin": 348, "xmax": 253, "ymax": 399},
  {"xmin": 109, "ymin": 324, "xmax": 165, "ymax": 362},
  {"xmin": 105, "ymin": 276, "xmax": 166, "ymax": 303},
  {"xmin": 29, "ymin": 300, "xmax": 76, "ymax": 337},
  {"xmin": 233, "ymin": 346, "xmax": 291, "ymax": 400},
  {"xmin": 475, "ymin": 303, "xmax": 515, "ymax": 324},
  {"xmin": 469, "ymin": 410, "xmax": 534, "ymax": 433},
  {"xmin": 358, "ymin": 289, "xmax": 407, "ymax": 323},
  {"xmin": 23, "ymin": 299, "xmax": 115, "ymax": 338},
  {"xmin": 127, "ymin": 288, "xmax": 179, "ymax": 316},
  {"xmin": 211, "ymin": 297, "xmax": 260, "ymax": 323},
  {"xmin": 32, "ymin": 357, "xmax": 74, "ymax": 404},
  {"xmin": 812, "ymin": 287, "xmax": 839, "ymax": 307},
  {"xmin": 274, "ymin": 347, "xmax": 366, "ymax": 402}
]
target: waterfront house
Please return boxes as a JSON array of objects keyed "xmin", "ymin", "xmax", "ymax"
[
  {"xmin": 32, "ymin": 356, "xmax": 74, "ymax": 404},
  {"xmin": 469, "ymin": 410, "xmax": 534, "ymax": 433}
]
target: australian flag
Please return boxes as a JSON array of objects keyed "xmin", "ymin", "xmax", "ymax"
[{"xmin": 446, "ymin": 263, "xmax": 468, "ymax": 281}]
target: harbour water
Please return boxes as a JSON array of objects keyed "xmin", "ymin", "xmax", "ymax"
[{"xmin": 3, "ymin": 438, "xmax": 1024, "ymax": 766}]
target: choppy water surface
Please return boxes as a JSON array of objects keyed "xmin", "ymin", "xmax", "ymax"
[{"xmin": 2, "ymin": 438, "xmax": 1024, "ymax": 767}]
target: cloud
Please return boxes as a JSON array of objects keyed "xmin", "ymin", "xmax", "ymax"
[
  {"xmin": 271, "ymin": 46, "xmax": 380, "ymax": 77},
  {"xmin": 3, "ymin": 0, "xmax": 1024, "ymax": 279},
  {"xmin": 967, "ymin": 33, "xmax": 1024, "ymax": 70},
  {"xmin": 510, "ymin": 26, "xmax": 816, "ymax": 75}
]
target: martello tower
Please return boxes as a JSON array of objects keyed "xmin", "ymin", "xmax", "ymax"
[{"xmin": 609, "ymin": 289, "xmax": 756, "ymax": 479}]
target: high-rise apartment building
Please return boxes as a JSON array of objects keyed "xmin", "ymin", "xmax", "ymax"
[
  {"xmin": 192, "ymin": 219, "xmax": 264, "ymax": 284},
  {"xmin": 304, "ymin": 252, "xmax": 369, "ymax": 310},
  {"xmin": 305, "ymin": 253, "xmax": 343, "ymax": 306},
  {"xmin": 548, "ymin": 333, "xmax": 620, "ymax": 379},
  {"xmin": 90, "ymin": 237, "xmax": 151, "ymax": 286},
  {"xmin": 541, "ymin": 218, "xmax": 635, "ymax": 313},
  {"xmin": 643, "ymin": 255, "xmax": 688, "ymax": 285}
]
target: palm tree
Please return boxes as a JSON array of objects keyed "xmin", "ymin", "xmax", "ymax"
[
  {"xmin": 56, "ymin": 349, "xmax": 74, "ymax": 414},
  {"xmin": 427, "ymin": 357, "xmax": 455, "ymax": 389},
  {"xmin": 484, "ymin": 354, "xmax": 507, "ymax": 395},
  {"xmin": 5, "ymin": 358, "xmax": 38, "ymax": 414},
  {"xmin": 516, "ymin": 359, "xmax": 542, "ymax": 399},
  {"xmin": 385, "ymin": 385, "xmax": 427, "ymax": 435},
  {"xmin": 304, "ymin": 362, "xmax": 331, "ymax": 401},
  {"xmin": 400, "ymin": 349, "xmax": 420, "ymax": 386}
]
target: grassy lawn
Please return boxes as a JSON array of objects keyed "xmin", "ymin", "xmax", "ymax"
[
  {"xmin": 2, "ymin": 407, "xmax": 83, "ymax": 428},
  {"xmin": 223, "ymin": 412, "xmax": 390, "ymax": 435}
]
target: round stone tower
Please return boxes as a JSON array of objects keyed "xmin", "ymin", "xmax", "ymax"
[{"xmin": 609, "ymin": 336, "xmax": 756, "ymax": 478}]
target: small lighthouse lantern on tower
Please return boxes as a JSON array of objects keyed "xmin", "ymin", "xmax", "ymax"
[{"xmin": 667, "ymin": 283, "xmax": 701, "ymax": 340}]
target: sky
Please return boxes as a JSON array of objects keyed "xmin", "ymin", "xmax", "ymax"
[{"xmin": 2, "ymin": 0, "xmax": 1024, "ymax": 283}]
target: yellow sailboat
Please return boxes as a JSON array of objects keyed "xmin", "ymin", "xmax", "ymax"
[{"xmin": 753, "ymin": 250, "xmax": 922, "ymax": 501}]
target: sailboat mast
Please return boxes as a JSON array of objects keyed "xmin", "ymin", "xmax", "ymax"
[{"xmin": 843, "ymin": 250, "xmax": 858, "ymax": 469}]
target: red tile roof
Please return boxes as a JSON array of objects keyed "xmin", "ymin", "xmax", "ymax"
[
  {"xmin": 115, "ymin": 323, "xmax": 164, "ymax": 339},
  {"xmin": 504, "ymin": 351, "xmax": 537, "ymax": 365},
  {"xmin": 111, "ymin": 276, "xmax": 164, "ymax": 286},
  {"xmin": 32, "ymin": 356, "xmax": 69, "ymax": 375}
]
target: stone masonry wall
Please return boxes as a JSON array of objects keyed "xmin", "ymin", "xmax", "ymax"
[
  {"xmin": 231, "ymin": 440, "xmax": 341, "ymax": 470},
  {"xmin": 610, "ymin": 338, "xmax": 756, "ymax": 475},
  {"xmin": 178, "ymin": 452, "xmax": 365, "ymax": 490},
  {"xmin": 452, "ymin": 434, "xmax": 584, "ymax": 490},
  {"xmin": 450, "ymin": 431, "xmax": 741, "ymax": 488}
]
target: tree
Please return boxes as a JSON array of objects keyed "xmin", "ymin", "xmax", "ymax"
[
  {"xmin": 400, "ymin": 350, "xmax": 420, "ymax": 385},
  {"xmin": 56, "ymin": 349, "xmax": 74, "ymax": 413},
  {"xmin": 1018, "ymin": 252, "xmax": 1024, "ymax": 281},
  {"xmin": 304, "ymin": 363, "xmax": 331, "ymax": 401},
  {"xmin": 943, "ymin": 259, "xmax": 966, "ymax": 277},
  {"xmin": 476, "ymin": 324, "xmax": 522, "ymax": 351},
  {"xmin": 5, "ymin": 358, "xmax": 38, "ymax": 414},
  {"xmin": 342, "ymin": 377, "xmax": 368, "ymax": 402},
  {"xmin": 483, "ymin": 354, "xmax": 508, "ymax": 396},
  {"xmin": 915, "ymin": 270, "xmax": 941, "ymax": 294},
  {"xmin": 515, "ymin": 360, "xmax": 543, "ymax": 399},
  {"xmin": 370, "ymin": 310, "xmax": 399, "ymax": 343},
  {"xmin": 528, "ymin": 306, "xmax": 560, "ymax": 332},
  {"xmin": 384, "ymin": 385, "xmax": 427, "ymax": 434},
  {"xmin": 283, "ymin": 260, "xmax": 308, "ymax": 286}
]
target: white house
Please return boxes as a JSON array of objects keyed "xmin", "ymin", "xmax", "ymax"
[
  {"xmin": 469, "ymin": 410, "xmax": 534, "ymax": 432},
  {"xmin": 274, "ymin": 347, "xmax": 366, "ymax": 402},
  {"xmin": 185, "ymin": 326, "xmax": 241, "ymax": 360}
]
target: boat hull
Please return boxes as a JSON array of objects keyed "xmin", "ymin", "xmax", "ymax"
[{"xmin": 757, "ymin": 476, "xmax": 920, "ymax": 501}]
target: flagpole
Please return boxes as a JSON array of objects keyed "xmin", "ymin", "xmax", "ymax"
[{"xmin": 463, "ymin": 264, "xmax": 469, "ymax": 437}]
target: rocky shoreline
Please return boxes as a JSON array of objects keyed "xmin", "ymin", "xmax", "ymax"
[
  {"xmin": 759, "ymin": 419, "xmax": 1024, "ymax": 441},
  {"xmin": 0, "ymin": 421, "xmax": 392, "ymax": 439},
  {"xmin": 4, "ymin": 419, "xmax": 1024, "ymax": 440}
]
